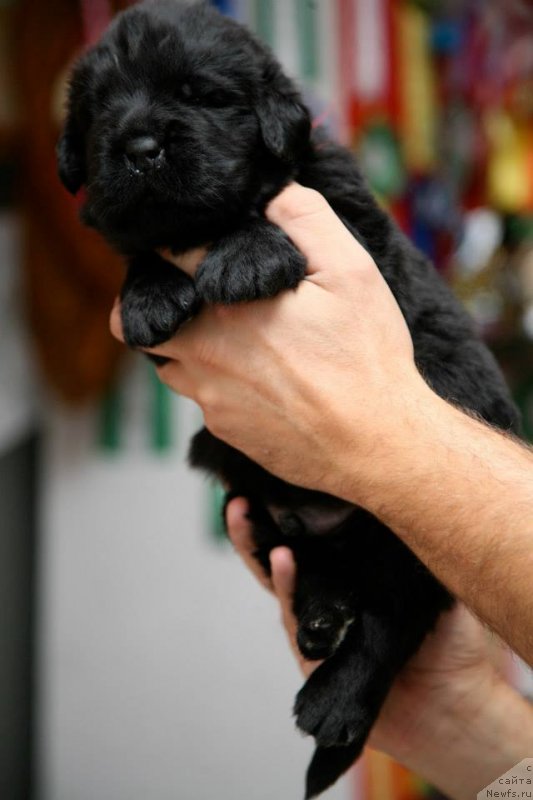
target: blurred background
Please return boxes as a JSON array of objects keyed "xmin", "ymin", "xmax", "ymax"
[{"xmin": 1, "ymin": 0, "xmax": 533, "ymax": 799}]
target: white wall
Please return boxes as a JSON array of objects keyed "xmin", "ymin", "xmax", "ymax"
[{"xmin": 0, "ymin": 213, "xmax": 36, "ymax": 453}]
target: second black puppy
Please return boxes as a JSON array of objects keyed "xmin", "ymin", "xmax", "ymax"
[{"xmin": 57, "ymin": 2, "xmax": 520, "ymax": 797}]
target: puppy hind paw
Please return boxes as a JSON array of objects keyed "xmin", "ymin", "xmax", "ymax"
[{"xmin": 294, "ymin": 676, "xmax": 373, "ymax": 748}]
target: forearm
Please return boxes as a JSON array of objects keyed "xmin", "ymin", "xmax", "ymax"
[
  {"xmin": 332, "ymin": 382, "xmax": 533, "ymax": 665},
  {"xmin": 388, "ymin": 673, "xmax": 533, "ymax": 800}
]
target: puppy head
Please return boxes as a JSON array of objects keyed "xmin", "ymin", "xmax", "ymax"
[{"xmin": 57, "ymin": 0, "xmax": 311, "ymax": 252}]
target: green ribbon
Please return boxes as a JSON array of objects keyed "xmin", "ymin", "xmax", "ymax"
[
  {"xmin": 253, "ymin": 0, "xmax": 275, "ymax": 46},
  {"xmin": 99, "ymin": 383, "xmax": 122, "ymax": 451},
  {"xmin": 296, "ymin": 0, "xmax": 319, "ymax": 81},
  {"xmin": 359, "ymin": 122, "xmax": 406, "ymax": 199},
  {"xmin": 210, "ymin": 481, "xmax": 228, "ymax": 543},
  {"xmin": 150, "ymin": 364, "xmax": 174, "ymax": 452}
]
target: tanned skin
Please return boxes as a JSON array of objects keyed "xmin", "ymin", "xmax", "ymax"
[
  {"xmin": 227, "ymin": 498, "xmax": 533, "ymax": 800},
  {"xmin": 112, "ymin": 184, "xmax": 533, "ymax": 669}
]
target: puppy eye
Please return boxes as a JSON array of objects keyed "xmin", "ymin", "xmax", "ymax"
[{"xmin": 179, "ymin": 82, "xmax": 234, "ymax": 109}]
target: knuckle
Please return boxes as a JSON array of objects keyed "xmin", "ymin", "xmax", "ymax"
[
  {"xmin": 109, "ymin": 305, "xmax": 124, "ymax": 342},
  {"xmin": 197, "ymin": 385, "xmax": 218, "ymax": 412},
  {"xmin": 297, "ymin": 187, "xmax": 328, "ymax": 214},
  {"xmin": 357, "ymin": 253, "xmax": 381, "ymax": 285}
]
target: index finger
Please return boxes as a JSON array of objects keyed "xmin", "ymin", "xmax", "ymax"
[{"xmin": 266, "ymin": 183, "xmax": 374, "ymax": 279}]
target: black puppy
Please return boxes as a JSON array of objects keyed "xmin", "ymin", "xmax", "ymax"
[{"xmin": 57, "ymin": 1, "xmax": 520, "ymax": 796}]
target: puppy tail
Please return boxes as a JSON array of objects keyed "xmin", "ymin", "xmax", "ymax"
[{"xmin": 304, "ymin": 742, "xmax": 362, "ymax": 799}]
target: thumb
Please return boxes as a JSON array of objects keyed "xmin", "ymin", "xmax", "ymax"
[{"xmin": 266, "ymin": 183, "xmax": 374, "ymax": 281}]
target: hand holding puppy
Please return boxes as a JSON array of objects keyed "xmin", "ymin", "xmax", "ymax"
[
  {"xmin": 111, "ymin": 183, "xmax": 425, "ymax": 504},
  {"xmin": 111, "ymin": 183, "xmax": 533, "ymax": 674},
  {"xmin": 226, "ymin": 496, "xmax": 533, "ymax": 800}
]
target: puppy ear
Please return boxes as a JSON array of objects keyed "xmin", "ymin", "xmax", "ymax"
[
  {"xmin": 57, "ymin": 111, "xmax": 86, "ymax": 195},
  {"xmin": 256, "ymin": 63, "xmax": 311, "ymax": 163}
]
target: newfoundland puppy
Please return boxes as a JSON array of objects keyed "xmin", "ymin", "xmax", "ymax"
[{"xmin": 57, "ymin": 1, "xmax": 520, "ymax": 796}]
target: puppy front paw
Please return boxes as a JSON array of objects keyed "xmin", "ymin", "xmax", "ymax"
[
  {"xmin": 294, "ymin": 666, "xmax": 373, "ymax": 748},
  {"xmin": 195, "ymin": 219, "xmax": 306, "ymax": 304},
  {"xmin": 121, "ymin": 255, "xmax": 199, "ymax": 348}
]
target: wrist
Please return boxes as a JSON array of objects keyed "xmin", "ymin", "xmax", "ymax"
[{"xmin": 323, "ymin": 369, "xmax": 440, "ymax": 506}]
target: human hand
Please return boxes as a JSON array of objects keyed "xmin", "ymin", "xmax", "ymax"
[
  {"xmin": 110, "ymin": 184, "xmax": 431, "ymax": 504},
  {"xmin": 225, "ymin": 498, "xmax": 494, "ymax": 757}
]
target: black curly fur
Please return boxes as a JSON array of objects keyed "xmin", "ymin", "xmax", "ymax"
[{"xmin": 57, "ymin": 2, "xmax": 521, "ymax": 796}]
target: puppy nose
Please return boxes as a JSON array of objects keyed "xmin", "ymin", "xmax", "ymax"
[{"xmin": 125, "ymin": 136, "xmax": 163, "ymax": 170}]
